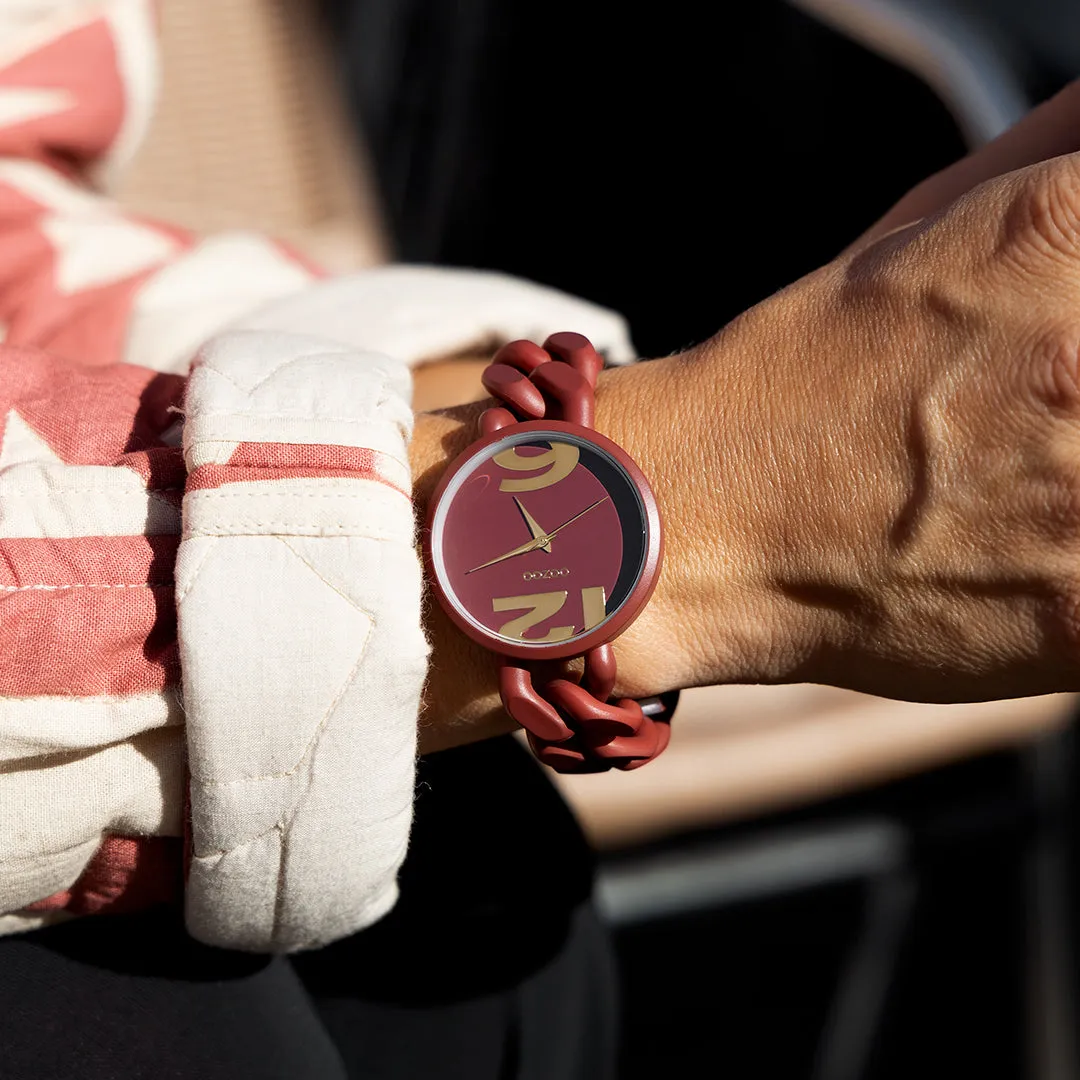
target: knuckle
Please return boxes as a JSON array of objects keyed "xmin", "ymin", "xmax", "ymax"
[
  {"xmin": 1044, "ymin": 476, "xmax": 1080, "ymax": 542},
  {"xmin": 1027, "ymin": 323, "xmax": 1080, "ymax": 416},
  {"xmin": 1032, "ymin": 451, "xmax": 1080, "ymax": 548},
  {"xmin": 1000, "ymin": 159, "xmax": 1080, "ymax": 266}
]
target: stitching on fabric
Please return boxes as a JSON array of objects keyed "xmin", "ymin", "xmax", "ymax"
[
  {"xmin": 205, "ymin": 600, "xmax": 388, "ymax": 944},
  {"xmin": 197, "ymin": 362, "xmax": 245, "ymax": 392},
  {"xmin": 276, "ymin": 536, "xmax": 369, "ymax": 610},
  {"xmin": 200, "ymin": 348, "xmax": 354, "ymax": 400},
  {"xmin": 0, "ymin": 488, "xmax": 184, "ymax": 496},
  {"xmin": 188, "ymin": 412, "xmax": 397, "ymax": 425},
  {"xmin": 187, "ymin": 526, "xmax": 407, "ymax": 540},
  {"xmin": 187, "ymin": 471, "xmax": 410, "ymax": 500},
  {"xmin": 174, "ymin": 535, "xmax": 219, "ymax": 605},
  {"xmin": 189, "ymin": 491, "xmax": 410, "ymax": 501},
  {"xmin": 0, "ymin": 582, "xmax": 174, "ymax": 592},
  {"xmin": 191, "ymin": 581, "xmax": 376, "ymax": 787},
  {"xmin": 192, "ymin": 623, "xmax": 374, "ymax": 786},
  {"xmin": 194, "ymin": 818, "xmax": 284, "ymax": 860},
  {"xmin": 209, "ymin": 351, "xmax": 349, "ymax": 397}
]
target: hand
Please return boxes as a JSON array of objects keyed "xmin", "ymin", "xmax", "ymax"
[{"xmin": 673, "ymin": 150, "xmax": 1080, "ymax": 704}]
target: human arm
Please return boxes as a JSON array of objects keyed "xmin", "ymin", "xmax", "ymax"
[{"xmin": 414, "ymin": 149, "xmax": 1080, "ymax": 752}]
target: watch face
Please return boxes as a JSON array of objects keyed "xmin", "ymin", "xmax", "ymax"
[{"xmin": 428, "ymin": 425, "xmax": 657, "ymax": 657}]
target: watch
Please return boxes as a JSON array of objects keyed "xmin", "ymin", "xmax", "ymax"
[{"xmin": 422, "ymin": 332, "xmax": 677, "ymax": 772}]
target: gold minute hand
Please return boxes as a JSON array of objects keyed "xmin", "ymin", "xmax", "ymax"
[{"xmin": 543, "ymin": 496, "xmax": 610, "ymax": 540}]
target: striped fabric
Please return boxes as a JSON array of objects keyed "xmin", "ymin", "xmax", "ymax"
[
  {"xmin": 0, "ymin": 0, "xmax": 637, "ymax": 950},
  {"xmin": 0, "ymin": 1, "xmax": 327, "ymax": 938}
]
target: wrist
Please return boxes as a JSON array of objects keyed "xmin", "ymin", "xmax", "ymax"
[
  {"xmin": 410, "ymin": 330, "xmax": 830, "ymax": 747},
  {"xmin": 589, "ymin": 340, "xmax": 829, "ymax": 696}
]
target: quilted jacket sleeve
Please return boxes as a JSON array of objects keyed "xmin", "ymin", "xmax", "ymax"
[
  {"xmin": 0, "ymin": 0, "xmax": 635, "ymax": 951},
  {"xmin": 0, "ymin": 0, "xmax": 418, "ymax": 950}
]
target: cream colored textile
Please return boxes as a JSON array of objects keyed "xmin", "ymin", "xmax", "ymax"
[
  {"xmin": 178, "ymin": 331, "xmax": 425, "ymax": 952},
  {"xmin": 231, "ymin": 266, "xmax": 638, "ymax": 368}
]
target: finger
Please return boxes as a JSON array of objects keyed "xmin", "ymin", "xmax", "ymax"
[{"xmin": 848, "ymin": 78, "xmax": 1080, "ymax": 254}]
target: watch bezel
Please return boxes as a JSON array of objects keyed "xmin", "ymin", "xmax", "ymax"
[{"xmin": 422, "ymin": 419, "xmax": 663, "ymax": 661}]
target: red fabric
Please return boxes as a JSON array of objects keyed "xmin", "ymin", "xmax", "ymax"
[
  {"xmin": 0, "ymin": 534, "xmax": 178, "ymax": 697},
  {"xmin": 0, "ymin": 347, "xmax": 185, "ymax": 463},
  {"xmin": 0, "ymin": 5, "xmax": 318, "ymax": 930},
  {"xmin": 0, "ymin": 183, "xmax": 152, "ymax": 365},
  {"xmin": 187, "ymin": 442, "xmax": 408, "ymax": 496},
  {"xmin": 0, "ymin": 19, "xmax": 125, "ymax": 170},
  {"xmin": 24, "ymin": 835, "xmax": 183, "ymax": 916}
]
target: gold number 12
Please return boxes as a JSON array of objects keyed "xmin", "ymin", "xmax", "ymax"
[{"xmin": 493, "ymin": 586, "xmax": 606, "ymax": 642}]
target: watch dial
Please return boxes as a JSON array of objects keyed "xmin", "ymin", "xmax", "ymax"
[{"xmin": 431, "ymin": 430, "xmax": 649, "ymax": 651}]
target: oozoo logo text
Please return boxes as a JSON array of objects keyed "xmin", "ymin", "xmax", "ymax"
[{"xmin": 522, "ymin": 567, "xmax": 571, "ymax": 582}]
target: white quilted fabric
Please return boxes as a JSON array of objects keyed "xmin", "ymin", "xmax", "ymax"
[
  {"xmin": 176, "ymin": 331, "xmax": 427, "ymax": 952},
  {"xmin": 0, "ymin": 0, "xmax": 640, "ymax": 951}
]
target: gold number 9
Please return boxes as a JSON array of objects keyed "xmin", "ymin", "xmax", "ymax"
[{"xmin": 494, "ymin": 441, "xmax": 579, "ymax": 492}]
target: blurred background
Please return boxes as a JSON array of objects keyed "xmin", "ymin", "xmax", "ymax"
[{"xmin": 116, "ymin": 1, "xmax": 1080, "ymax": 1076}]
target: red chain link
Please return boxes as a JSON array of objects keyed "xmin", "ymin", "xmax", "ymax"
[{"xmin": 482, "ymin": 333, "xmax": 673, "ymax": 772}]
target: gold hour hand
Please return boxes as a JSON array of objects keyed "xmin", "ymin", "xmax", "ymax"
[{"xmin": 513, "ymin": 497, "xmax": 552, "ymax": 553}]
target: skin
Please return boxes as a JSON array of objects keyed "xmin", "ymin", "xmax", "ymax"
[{"xmin": 412, "ymin": 89, "xmax": 1080, "ymax": 755}]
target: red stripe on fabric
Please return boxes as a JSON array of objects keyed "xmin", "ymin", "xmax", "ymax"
[
  {"xmin": 0, "ymin": 190, "xmax": 138, "ymax": 367},
  {"xmin": 26, "ymin": 216, "xmax": 192, "ymax": 366},
  {"xmin": 1, "ymin": 259, "xmax": 170, "ymax": 368},
  {"xmin": 23, "ymin": 835, "xmax": 182, "ymax": 917},
  {"xmin": 229, "ymin": 443, "xmax": 380, "ymax": 470},
  {"xmin": 0, "ymin": 19, "xmax": 125, "ymax": 169},
  {"xmin": 187, "ymin": 467, "xmax": 409, "ymax": 497},
  {"xmin": 186, "ymin": 443, "xmax": 409, "ymax": 497},
  {"xmin": 0, "ymin": 585, "xmax": 177, "ymax": 696},
  {"xmin": 0, "ymin": 346, "xmax": 185, "ymax": 463},
  {"xmin": 0, "ymin": 180, "xmax": 45, "ymax": 222},
  {"xmin": 188, "ymin": 464, "xmax": 408, "ymax": 491},
  {"xmin": 0, "ymin": 535, "xmax": 178, "ymax": 697},
  {"xmin": 0, "ymin": 534, "xmax": 177, "ymax": 588}
]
